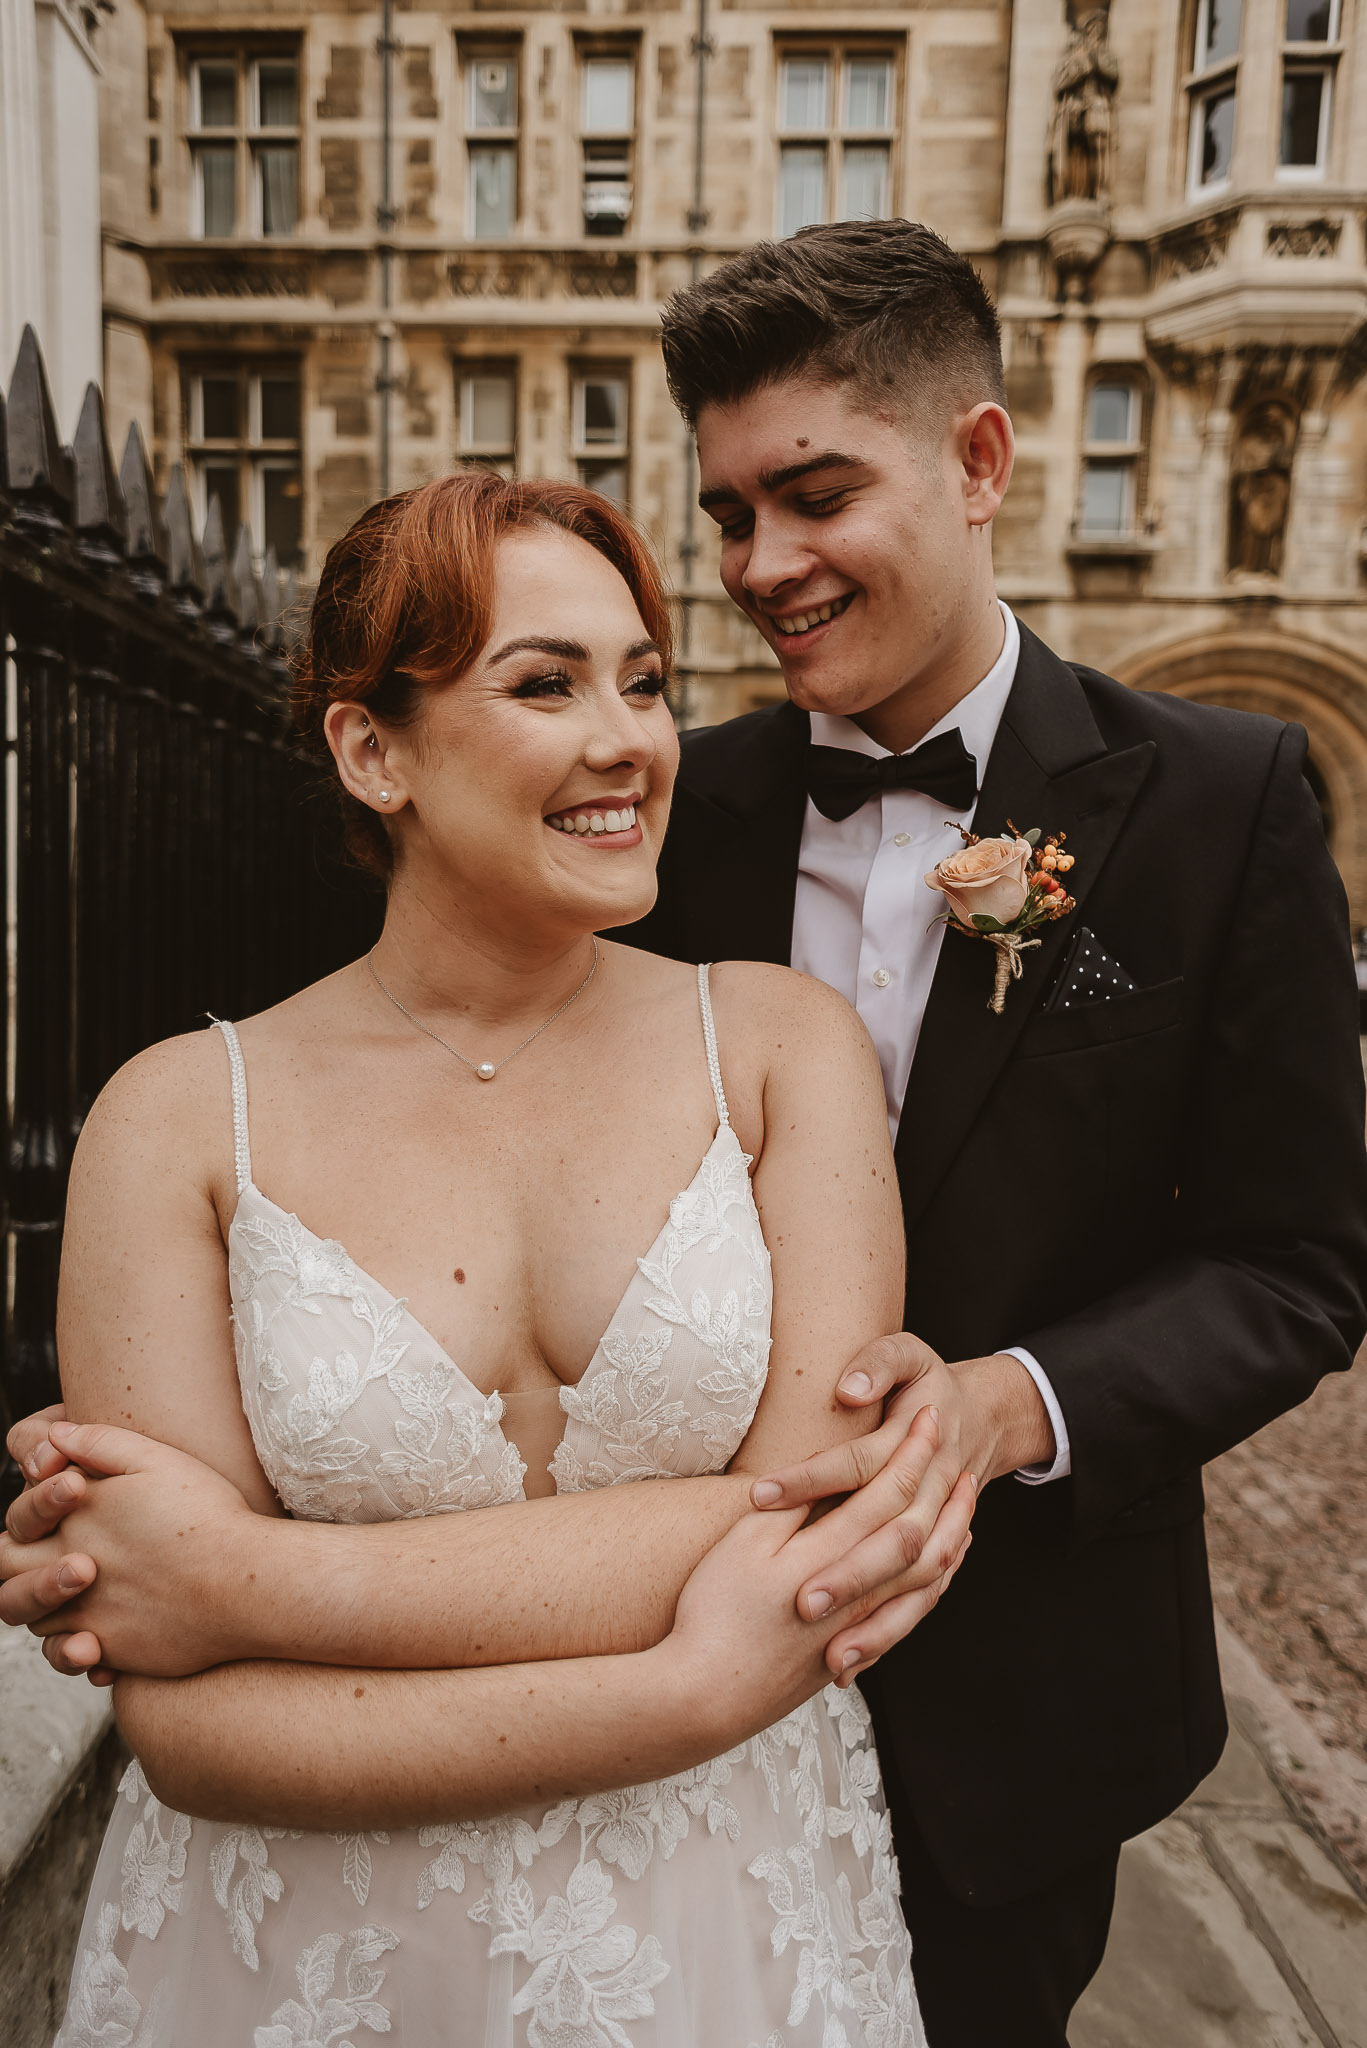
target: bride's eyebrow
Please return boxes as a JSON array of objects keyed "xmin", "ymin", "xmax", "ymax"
[
  {"xmin": 486, "ymin": 634, "xmax": 662, "ymax": 665},
  {"xmin": 487, "ymin": 635, "xmax": 590, "ymax": 664}
]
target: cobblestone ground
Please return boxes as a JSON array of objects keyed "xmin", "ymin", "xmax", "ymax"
[{"xmin": 1204, "ymin": 1348, "xmax": 1367, "ymax": 1884}]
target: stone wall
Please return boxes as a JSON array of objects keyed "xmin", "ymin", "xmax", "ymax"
[{"xmin": 0, "ymin": 1634, "xmax": 126, "ymax": 2048}]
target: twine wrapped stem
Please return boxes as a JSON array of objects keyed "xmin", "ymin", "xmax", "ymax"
[{"xmin": 988, "ymin": 933, "xmax": 1042, "ymax": 1014}]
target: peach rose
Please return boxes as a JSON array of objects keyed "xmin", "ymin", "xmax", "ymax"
[{"xmin": 925, "ymin": 835, "xmax": 1034, "ymax": 927}]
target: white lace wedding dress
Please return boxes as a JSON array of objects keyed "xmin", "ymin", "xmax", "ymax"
[{"xmin": 57, "ymin": 967, "xmax": 923, "ymax": 2048}]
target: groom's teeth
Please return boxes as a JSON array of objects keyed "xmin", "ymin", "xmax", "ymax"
[{"xmin": 775, "ymin": 598, "xmax": 845, "ymax": 636}]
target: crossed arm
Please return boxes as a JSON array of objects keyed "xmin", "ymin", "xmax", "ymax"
[{"xmin": 1, "ymin": 982, "xmax": 979, "ymax": 1826}]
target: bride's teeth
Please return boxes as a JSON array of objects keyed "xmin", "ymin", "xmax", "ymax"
[
  {"xmin": 624, "ymin": 804, "xmax": 636, "ymax": 826},
  {"xmin": 574, "ymin": 814, "xmax": 591, "ymax": 834},
  {"xmin": 605, "ymin": 810, "xmax": 622, "ymax": 832},
  {"xmin": 589, "ymin": 814, "xmax": 606, "ymax": 834}
]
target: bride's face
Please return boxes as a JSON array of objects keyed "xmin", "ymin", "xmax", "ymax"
[{"xmin": 367, "ymin": 524, "xmax": 679, "ymax": 938}]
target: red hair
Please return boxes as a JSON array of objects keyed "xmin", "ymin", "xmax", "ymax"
[{"xmin": 292, "ymin": 471, "xmax": 675, "ymax": 876}]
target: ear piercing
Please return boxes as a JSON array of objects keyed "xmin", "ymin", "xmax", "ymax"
[{"xmin": 377, "ymin": 790, "xmax": 391, "ymax": 803}]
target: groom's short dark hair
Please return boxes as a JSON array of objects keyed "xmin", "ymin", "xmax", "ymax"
[{"xmin": 660, "ymin": 219, "xmax": 1005, "ymax": 431}]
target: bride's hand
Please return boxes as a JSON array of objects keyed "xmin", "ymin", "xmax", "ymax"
[
  {"xmin": 665, "ymin": 1470, "xmax": 975, "ymax": 1742},
  {"xmin": 0, "ymin": 1421, "xmax": 265, "ymax": 1680}
]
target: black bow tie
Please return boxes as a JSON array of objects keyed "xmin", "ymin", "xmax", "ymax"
[{"xmin": 805, "ymin": 729, "xmax": 979, "ymax": 822}]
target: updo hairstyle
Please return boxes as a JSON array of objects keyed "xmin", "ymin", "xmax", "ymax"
[{"xmin": 292, "ymin": 470, "xmax": 675, "ymax": 878}]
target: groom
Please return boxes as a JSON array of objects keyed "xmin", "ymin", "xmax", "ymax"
[{"xmin": 623, "ymin": 219, "xmax": 1367, "ymax": 2044}]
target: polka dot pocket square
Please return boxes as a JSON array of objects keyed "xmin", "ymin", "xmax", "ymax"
[{"xmin": 1045, "ymin": 927, "xmax": 1137, "ymax": 1012}]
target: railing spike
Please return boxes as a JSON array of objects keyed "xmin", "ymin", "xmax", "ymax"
[
  {"xmin": 164, "ymin": 461, "xmax": 206, "ymax": 599},
  {"xmin": 72, "ymin": 383, "xmax": 129, "ymax": 555},
  {"xmin": 118, "ymin": 421, "xmax": 168, "ymax": 570},
  {"xmin": 5, "ymin": 324, "xmax": 74, "ymax": 517},
  {"xmin": 202, "ymin": 494, "xmax": 241, "ymax": 624},
  {"xmin": 232, "ymin": 524, "xmax": 260, "ymax": 632}
]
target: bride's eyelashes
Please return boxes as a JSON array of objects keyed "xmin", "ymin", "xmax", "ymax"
[{"xmin": 507, "ymin": 667, "xmax": 669, "ymax": 703}]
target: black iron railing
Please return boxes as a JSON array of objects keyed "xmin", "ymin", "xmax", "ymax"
[{"xmin": 0, "ymin": 328, "xmax": 379, "ymax": 1502}]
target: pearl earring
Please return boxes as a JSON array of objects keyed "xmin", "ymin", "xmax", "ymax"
[{"xmin": 378, "ymin": 790, "xmax": 391, "ymax": 803}]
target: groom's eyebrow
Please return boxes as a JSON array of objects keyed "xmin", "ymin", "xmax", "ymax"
[{"xmin": 698, "ymin": 451, "xmax": 864, "ymax": 510}]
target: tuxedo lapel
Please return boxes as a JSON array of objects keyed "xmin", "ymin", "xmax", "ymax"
[
  {"xmin": 894, "ymin": 627, "xmax": 1155, "ymax": 1230},
  {"xmin": 674, "ymin": 699, "xmax": 810, "ymax": 966}
]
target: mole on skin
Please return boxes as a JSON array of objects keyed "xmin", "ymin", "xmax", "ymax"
[
  {"xmin": 797, "ymin": 437, "xmax": 809, "ymax": 448},
  {"xmin": 453, "ymin": 1269, "xmax": 466, "ymax": 1284}
]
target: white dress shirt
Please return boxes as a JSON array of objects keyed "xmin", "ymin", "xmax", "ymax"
[{"xmin": 789, "ymin": 603, "xmax": 1070, "ymax": 1484}]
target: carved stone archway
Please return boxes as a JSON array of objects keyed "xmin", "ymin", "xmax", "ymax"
[{"xmin": 1112, "ymin": 631, "xmax": 1367, "ymax": 926}]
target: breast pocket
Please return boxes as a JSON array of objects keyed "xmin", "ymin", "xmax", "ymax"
[{"xmin": 1015, "ymin": 976, "xmax": 1185, "ymax": 1060}]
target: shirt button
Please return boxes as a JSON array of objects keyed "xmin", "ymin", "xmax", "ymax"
[
  {"xmin": 893, "ymin": 833, "xmax": 911, "ymax": 847},
  {"xmin": 871, "ymin": 967, "xmax": 892, "ymax": 988}
]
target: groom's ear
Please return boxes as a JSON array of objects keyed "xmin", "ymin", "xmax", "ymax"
[{"xmin": 957, "ymin": 403, "xmax": 1014, "ymax": 529}]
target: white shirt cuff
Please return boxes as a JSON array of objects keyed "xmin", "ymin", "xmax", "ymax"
[{"xmin": 1002, "ymin": 1347, "xmax": 1072, "ymax": 1484}]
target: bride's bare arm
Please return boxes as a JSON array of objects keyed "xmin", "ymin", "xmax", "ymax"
[
  {"xmin": 99, "ymin": 976, "xmax": 969, "ymax": 1832},
  {"xmin": 11, "ymin": 1035, "xmax": 775, "ymax": 1675},
  {"xmin": 111, "ymin": 1473, "xmax": 979, "ymax": 1832}
]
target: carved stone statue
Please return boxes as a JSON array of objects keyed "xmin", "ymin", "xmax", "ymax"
[
  {"xmin": 1228, "ymin": 400, "xmax": 1298, "ymax": 577},
  {"xmin": 1048, "ymin": 11, "xmax": 1119, "ymax": 206}
]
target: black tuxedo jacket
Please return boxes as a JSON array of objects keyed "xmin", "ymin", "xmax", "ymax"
[{"xmin": 623, "ymin": 622, "xmax": 1367, "ymax": 1908}]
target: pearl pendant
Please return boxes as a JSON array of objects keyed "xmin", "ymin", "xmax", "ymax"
[{"xmin": 476, "ymin": 1061, "xmax": 497, "ymax": 1081}]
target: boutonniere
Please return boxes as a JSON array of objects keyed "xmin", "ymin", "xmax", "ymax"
[{"xmin": 925, "ymin": 822, "xmax": 1077, "ymax": 1014}]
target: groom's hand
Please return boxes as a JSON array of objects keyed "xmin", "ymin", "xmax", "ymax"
[{"xmin": 748, "ymin": 1332, "xmax": 1054, "ymax": 1671}]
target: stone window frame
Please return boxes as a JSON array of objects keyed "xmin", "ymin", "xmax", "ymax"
[
  {"xmin": 1183, "ymin": 0, "xmax": 1243, "ymax": 199},
  {"xmin": 1277, "ymin": 0, "xmax": 1344, "ymax": 182},
  {"xmin": 570, "ymin": 361, "xmax": 632, "ymax": 509},
  {"xmin": 772, "ymin": 39, "xmax": 901, "ymax": 240},
  {"xmin": 1073, "ymin": 368, "xmax": 1152, "ymax": 543},
  {"xmin": 458, "ymin": 37, "xmax": 523, "ymax": 242},
  {"xmin": 182, "ymin": 39, "xmax": 303, "ymax": 241},
  {"xmin": 182, "ymin": 356, "xmax": 305, "ymax": 567},
  {"xmin": 455, "ymin": 359, "xmax": 519, "ymax": 477},
  {"xmin": 574, "ymin": 36, "xmax": 641, "ymax": 240}
]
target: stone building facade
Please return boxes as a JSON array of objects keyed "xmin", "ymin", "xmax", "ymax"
[
  {"xmin": 95, "ymin": 0, "xmax": 1367, "ymax": 917},
  {"xmin": 2, "ymin": 0, "xmax": 111, "ymax": 428}
]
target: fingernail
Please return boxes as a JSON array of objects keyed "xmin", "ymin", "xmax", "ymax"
[
  {"xmin": 751, "ymin": 1480, "xmax": 782, "ymax": 1507},
  {"xmin": 840, "ymin": 1648, "xmax": 861, "ymax": 1672},
  {"xmin": 49, "ymin": 1421, "xmax": 76, "ymax": 1445},
  {"xmin": 52, "ymin": 1478, "xmax": 75, "ymax": 1504},
  {"xmin": 839, "ymin": 1371, "xmax": 873, "ymax": 1397},
  {"xmin": 24, "ymin": 1455, "xmax": 42, "ymax": 1481},
  {"xmin": 970, "ymin": 1473, "xmax": 979, "ymax": 1493},
  {"xmin": 57, "ymin": 1564, "xmax": 87, "ymax": 1594},
  {"xmin": 806, "ymin": 1590, "xmax": 834, "ymax": 1619}
]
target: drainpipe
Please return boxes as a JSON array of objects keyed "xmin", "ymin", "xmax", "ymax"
[
  {"xmin": 677, "ymin": 0, "xmax": 712, "ymax": 723},
  {"xmin": 376, "ymin": 0, "xmax": 400, "ymax": 497}
]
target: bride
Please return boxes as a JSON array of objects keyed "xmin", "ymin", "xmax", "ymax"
[{"xmin": 8, "ymin": 475, "xmax": 972, "ymax": 2047}]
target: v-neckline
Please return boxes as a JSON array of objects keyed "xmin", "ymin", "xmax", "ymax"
[{"xmin": 229, "ymin": 1122, "xmax": 744, "ymax": 1489}]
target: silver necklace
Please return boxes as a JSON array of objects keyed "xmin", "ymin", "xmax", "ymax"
[{"xmin": 366, "ymin": 939, "xmax": 599, "ymax": 1082}]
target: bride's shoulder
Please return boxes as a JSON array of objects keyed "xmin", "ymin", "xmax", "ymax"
[
  {"xmin": 705, "ymin": 961, "xmax": 880, "ymax": 1091},
  {"xmin": 75, "ymin": 1024, "xmax": 238, "ymax": 1171}
]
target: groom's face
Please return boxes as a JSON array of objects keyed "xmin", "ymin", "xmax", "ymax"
[{"xmin": 695, "ymin": 377, "xmax": 993, "ymax": 723}]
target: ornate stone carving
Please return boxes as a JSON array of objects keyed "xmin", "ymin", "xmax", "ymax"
[
  {"xmin": 1267, "ymin": 219, "xmax": 1342, "ymax": 259},
  {"xmin": 1048, "ymin": 10, "xmax": 1118, "ymax": 206},
  {"xmin": 159, "ymin": 257, "xmax": 313, "ymax": 300},
  {"xmin": 1156, "ymin": 218, "xmax": 1233, "ymax": 281},
  {"xmin": 1228, "ymin": 398, "xmax": 1299, "ymax": 577},
  {"xmin": 447, "ymin": 251, "xmax": 638, "ymax": 301}
]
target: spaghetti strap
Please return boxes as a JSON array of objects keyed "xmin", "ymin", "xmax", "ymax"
[
  {"xmin": 210, "ymin": 1017, "xmax": 253, "ymax": 1194},
  {"xmin": 696, "ymin": 963, "xmax": 731, "ymax": 1128}
]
